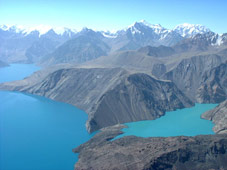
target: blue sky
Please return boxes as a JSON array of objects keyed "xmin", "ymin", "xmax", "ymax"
[{"xmin": 0, "ymin": 0, "xmax": 226, "ymax": 33}]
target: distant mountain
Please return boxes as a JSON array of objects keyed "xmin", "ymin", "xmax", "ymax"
[
  {"xmin": 0, "ymin": 24, "xmax": 77, "ymax": 37},
  {"xmin": 102, "ymin": 20, "xmax": 214, "ymax": 52},
  {"xmin": 42, "ymin": 28, "xmax": 110, "ymax": 66},
  {"xmin": 174, "ymin": 23, "xmax": 210, "ymax": 38},
  {"xmin": 137, "ymin": 32, "xmax": 227, "ymax": 58},
  {"xmin": 26, "ymin": 29, "xmax": 77, "ymax": 63},
  {"xmin": 107, "ymin": 20, "xmax": 183, "ymax": 51},
  {"xmin": 0, "ymin": 25, "xmax": 76, "ymax": 63},
  {"xmin": 173, "ymin": 32, "xmax": 226, "ymax": 53},
  {"xmin": 139, "ymin": 31, "xmax": 226, "ymax": 57}
]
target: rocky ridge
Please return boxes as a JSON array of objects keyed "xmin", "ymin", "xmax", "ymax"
[
  {"xmin": 197, "ymin": 62, "xmax": 227, "ymax": 103},
  {"xmin": 162, "ymin": 53, "xmax": 226, "ymax": 102},
  {"xmin": 202, "ymin": 100, "xmax": 227, "ymax": 134},
  {"xmin": 73, "ymin": 125, "xmax": 227, "ymax": 170}
]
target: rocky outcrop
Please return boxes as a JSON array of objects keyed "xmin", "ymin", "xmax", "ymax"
[
  {"xmin": 73, "ymin": 125, "xmax": 227, "ymax": 170},
  {"xmin": 202, "ymin": 100, "xmax": 227, "ymax": 134},
  {"xmin": 197, "ymin": 62, "xmax": 227, "ymax": 103},
  {"xmin": 163, "ymin": 54, "xmax": 226, "ymax": 102},
  {"xmin": 0, "ymin": 67, "xmax": 193, "ymax": 133}
]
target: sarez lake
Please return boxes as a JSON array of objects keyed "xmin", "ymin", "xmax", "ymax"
[{"xmin": 0, "ymin": 64, "xmax": 217, "ymax": 170}]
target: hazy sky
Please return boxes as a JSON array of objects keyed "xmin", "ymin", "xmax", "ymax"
[{"xmin": 0, "ymin": 0, "xmax": 226, "ymax": 33}]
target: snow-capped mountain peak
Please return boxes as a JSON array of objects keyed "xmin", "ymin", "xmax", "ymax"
[
  {"xmin": 174, "ymin": 23, "xmax": 211, "ymax": 38},
  {"xmin": 118, "ymin": 20, "xmax": 170, "ymax": 37},
  {"xmin": 138, "ymin": 20, "xmax": 163, "ymax": 29}
]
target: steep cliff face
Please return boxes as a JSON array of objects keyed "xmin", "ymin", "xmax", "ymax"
[
  {"xmin": 87, "ymin": 73, "xmax": 193, "ymax": 132},
  {"xmin": 197, "ymin": 62, "xmax": 227, "ymax": 103},
  {"xmin": 163, "ymin": 54, "xmax": 226, "ymax": 102},
  {"xmin": 202, "ymin": 100, "xmax": 227, "ymax": 134},
  {"xmin": 74, "ymin": 125, "xmax": 227, "ymax": 170},
  {"xmin": 0, "ymin": 67, "xmax": 193, "ymax": 133},
  {"xmin": 19, "ymin": 67, "xmax": 127, "ymax": 112}
]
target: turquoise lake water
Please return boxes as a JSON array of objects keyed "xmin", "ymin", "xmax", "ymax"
[
  {"xmin": 114, "ymin": 103, "xmax": 217, "ymax": 140},
  {"xmin": 0, "ymin": 64, "xmax": 95, "ymax": 170}
]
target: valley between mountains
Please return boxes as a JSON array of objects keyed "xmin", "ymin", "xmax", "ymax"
[{"xmin": 0, "ymin": 21, "xmax": 226, "ymax": 169}]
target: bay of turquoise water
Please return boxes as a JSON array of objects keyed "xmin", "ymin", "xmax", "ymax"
[
  {"xmin": 0, "ymin": 64, "xmax": 94, "ymax": 170},
  {"xmin": 114, "ymin": 103, "xmax": 217, "ymax": 140}
]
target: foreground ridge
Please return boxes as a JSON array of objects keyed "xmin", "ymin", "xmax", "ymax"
[{"xmin": 74, "ymin": 125, "xmax": 227, "ymax": 170}]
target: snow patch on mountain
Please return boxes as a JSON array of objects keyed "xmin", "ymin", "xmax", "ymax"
[{"xmin": 101, "ymin": 31, "xmax": 117, "ymax": 38}]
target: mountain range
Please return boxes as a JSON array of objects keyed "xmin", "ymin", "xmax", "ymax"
[{"xmin": 1, "ymin": 20, "xmax": 226, "ymax": 65}]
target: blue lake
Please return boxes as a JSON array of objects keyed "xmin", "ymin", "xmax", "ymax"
[
  {"xmin": 0, "ymin": 64, "xmax": 40, "ymax": 83},
  {"xmin": 0, "ymin": 64, "xmax": 94, "ymax": 170},
  {"xmin": 114, "ymin": 103, "xmax": 217, "ymax": 140}
]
